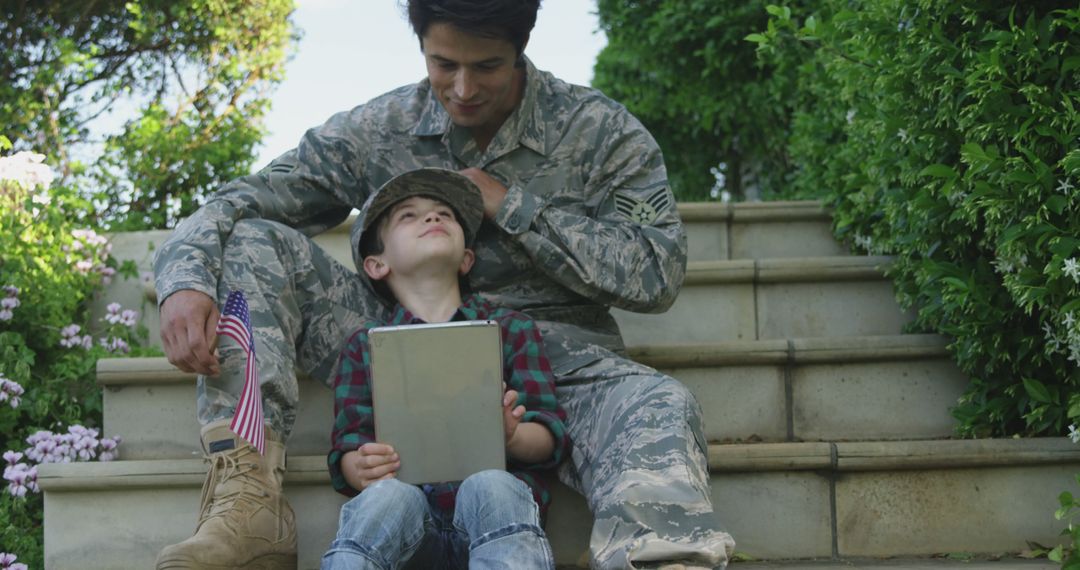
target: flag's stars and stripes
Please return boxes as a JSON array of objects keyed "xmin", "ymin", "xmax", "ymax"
[{"xmin": 216, "ymin": 290, "xmax": 265, "ymax": 455}]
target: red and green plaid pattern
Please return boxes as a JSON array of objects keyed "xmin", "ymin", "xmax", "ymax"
[{"xmin": 328, "ymin": 293, "xmax": 570, "ymax": 519}]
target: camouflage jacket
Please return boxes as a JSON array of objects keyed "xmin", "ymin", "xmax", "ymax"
[{"xmin": 154, "ymin": 58, "xmax": 687, "ymax": 373}]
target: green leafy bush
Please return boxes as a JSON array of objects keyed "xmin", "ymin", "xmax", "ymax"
[
  {"xmin": 0, "ymin": 139, "xmax": 149, "ymax": 566},
  {"xmin": 593, "ymin": 0, "xmax": 815, "ymax": 201},
  {"xmin": 749, "ymin": 1, "xmax": 1080, "ymax": 437}
]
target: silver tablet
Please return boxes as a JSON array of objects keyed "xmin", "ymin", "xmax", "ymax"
[{"xmin": 368, "ymin": 319, "xmax": 506, "ymax": 485}]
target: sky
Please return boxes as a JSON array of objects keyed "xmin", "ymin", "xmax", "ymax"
[{"xmin": 254, "ymin": 0, "xmax": 608, "ymax": 170}]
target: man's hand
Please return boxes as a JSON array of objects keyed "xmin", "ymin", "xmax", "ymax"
[
  {"xmin": 342, "ymin": 443, "xmax": 399, "ymax": 492},
  {"xmin": 160, "ymin": 290, "xmax": 221, "ymax": 376},
  {"xmin": 502, "ymin": 386, "xmax": 526, "ymax": 445},
  {"xmin": 458, "ymin": 167, "xmax": 508, "ymax": 219}
]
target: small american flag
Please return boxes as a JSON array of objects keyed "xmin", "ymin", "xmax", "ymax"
[{"xmin": 216, "ymin": 291, "xmax": 265, "ymax": 455}]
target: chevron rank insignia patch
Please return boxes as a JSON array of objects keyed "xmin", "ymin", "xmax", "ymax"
[{"xmin": 614, "ymin": 188, "xmax": 671, "ymax": 225}]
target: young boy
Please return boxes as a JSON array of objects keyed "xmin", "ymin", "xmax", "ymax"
[{"xmin": 322, "ymin": 168, "xmax": 570, "ymax": 569}]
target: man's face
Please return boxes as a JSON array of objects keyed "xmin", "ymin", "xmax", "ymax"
[{"xmin": 422, "ymin": 22, "xmax": 524, "ymax": 143}]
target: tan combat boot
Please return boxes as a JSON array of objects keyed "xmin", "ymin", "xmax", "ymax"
[{"xmin": 155, "ymin": 419, "xmax": 297, "ymax": 570}]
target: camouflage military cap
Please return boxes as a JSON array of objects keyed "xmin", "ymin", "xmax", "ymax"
[{"xmin": 351, "ymin": 167, "xmax": 484, "ymax": 263}]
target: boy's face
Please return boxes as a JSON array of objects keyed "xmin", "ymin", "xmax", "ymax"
[{"xmin": 364, "ymin": 196, "xmax": 473, "ymax": 281}]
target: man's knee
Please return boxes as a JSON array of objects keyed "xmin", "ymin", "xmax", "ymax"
[
  {"xmin": 621, "ymin": 374, "xmax": 702, "ymax": 426},
  {"xmin": 224, "ymin": 218, "xmax": 303, "ymax": 256}
]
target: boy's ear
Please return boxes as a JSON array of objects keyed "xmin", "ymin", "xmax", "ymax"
[
  {"xmin": 362, "ymin": 255, "xmax": 390, "ymax": 281},
  {"xmin": 458, "ymin": 248, "xmax": 475, "ymax": 276}
]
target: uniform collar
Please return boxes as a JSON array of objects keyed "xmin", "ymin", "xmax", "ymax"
[{"xmin": 410, "ymin": 57, "xmax": 549, "ymax": 159}]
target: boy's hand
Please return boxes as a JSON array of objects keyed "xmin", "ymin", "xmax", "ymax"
[
  {"xmin": 502, "ymin": 387, "xmax": 526, "ymax": 445},
  {"xmin": 342, "ymin": 443, "xmax": 399, "ymax": 492}
]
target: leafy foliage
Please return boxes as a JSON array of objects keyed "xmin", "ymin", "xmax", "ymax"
[
  {"xmin": 0, "ymin": 0, "xmax": 296, "ymax": 230},
  {"xmin": 748, "ymin": 1, "xmax": 1080, "ymax": 437},
  {"xmin": 0, "ymin": 145, "xmax": 151, "ymax": 566},
  {"xmin": 593, "ymin": 0, "xmax": 811, "ymax": 201}
]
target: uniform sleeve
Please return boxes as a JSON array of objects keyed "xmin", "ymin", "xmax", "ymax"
[
  {"xmin": 152, "ymin": 106, "xmax": 369, "ymax": 305},
  {"xmin": 503, "ymin": 314, "xmax": 570, "ymax": 471},
  {"xmin": 491, "ymin": 108, "xmax": 687, "ymax": 314},
  {"xmin": 327, "ymin": 328, "xmax": 377, "ymax": 497}
]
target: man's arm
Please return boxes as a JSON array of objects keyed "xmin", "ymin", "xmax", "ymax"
[
  {"xmin": 154, "ymin": 107, "xmax": 368, "ymax": 373},
  {"xmin": 463, "ymin": 107, "xmax": 687, "ymax": 314}
]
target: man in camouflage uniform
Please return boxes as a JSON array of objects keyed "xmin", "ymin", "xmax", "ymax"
[{"xmin": 153, "ymin": 1, "xmax": 735, "ymax": 568}]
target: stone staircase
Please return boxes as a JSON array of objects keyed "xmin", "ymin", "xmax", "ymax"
[{"xmin": 39, "ymin": 202, "xmax": 1073, "ymax": 569}]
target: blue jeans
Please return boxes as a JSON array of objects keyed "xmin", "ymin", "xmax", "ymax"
[{"xmin": 321, "ymin": 470, "xmax": 555, "ymax": 569}]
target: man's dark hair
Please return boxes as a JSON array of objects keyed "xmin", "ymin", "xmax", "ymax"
[{"xmin": 406, "ymin": 0, "xmax": 542, "ymax": 56}]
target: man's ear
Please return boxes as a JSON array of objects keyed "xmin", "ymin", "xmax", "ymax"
[
  {"xmin": 458, "ymin": 248, "xmax": 475, "ymax": 276},
  {"xmin": 363, "ymin": 255, "xmax": 390, "ymax": 281}
]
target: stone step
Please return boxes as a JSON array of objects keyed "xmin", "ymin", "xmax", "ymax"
[
  {"xmin": 307, "ymin": 201, "xmax": 844, "ymax": 267},
  {"xmin": 613, "ymin": 256, "xmax": 915, "ymax": 345},
  {"xmin": 39, "ymin": 438, "xmax": 1079, "ymax": 569},
  {"xmin": 679, "ymin": 201, "xmax": 844, "ymax": 262},
  {"xmin": 98, "ymin": 334, "xmax": 968, "ymax": 461},
  {"xmin": 110, "ymin": 255, "xmax": 914, "ymax": 354},
  {"xmin": 94, "ymin": 201, "xmax": 847, "ymax": 348}
]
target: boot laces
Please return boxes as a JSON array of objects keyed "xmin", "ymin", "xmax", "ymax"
[{"xmin": 197, "ymin": 447, "xmax": 269, "ymax": 523}]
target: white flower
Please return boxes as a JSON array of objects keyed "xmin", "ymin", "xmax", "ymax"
[
  {"xmin": 1058, "ymin": 178, "xmax": 1076, "ymax": 196},
  {"xmin": 1066, "ymin": 312, "xmax": 1077, "ymax": 329},
  {"xmin": 0, "ymin": 151, "xmax": 54, "ymax": 189},
  {"xmin": 1065, "ymin": 258, "xmax": 1080, "ymax": 284},
  {"xmin": 846, "ymin": 109, "xmax": 856, "ymax": 124},
  {"xmin": 993, "ymin": 257, "xmax": 1015, "ymax": 275},
  {"xmin": 1045, "ymin": 322, "xmax": 1064, "ymax": 353},
  {"xmin": 1068, "ymin": 424, "xmax": 1080, "ymax": 443}
]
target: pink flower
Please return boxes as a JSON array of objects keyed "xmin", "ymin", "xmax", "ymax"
[
  {"xmin": 100, "ymin": 336, "xmax": 130, "ymax": 354},
  {"xmin": 120, "ymin": 309, "xmax": 139, "ymax": 328},
  {"xmin": 0, "ymin": 378, "xmax": 23, "ymax": 408}
]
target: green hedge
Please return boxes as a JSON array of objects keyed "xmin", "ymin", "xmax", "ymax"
[
  {"xmin": 750, "ymin": 1, "xmax": 1080, "ymax": 437},
  {"xmin": 593, "ymin": 0, "xmax": 809, "ymax": 201}
]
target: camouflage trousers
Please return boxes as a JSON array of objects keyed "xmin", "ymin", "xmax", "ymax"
[{"xmin": 202, "ymin": 219, "xmax": 735, "ymax": 569}]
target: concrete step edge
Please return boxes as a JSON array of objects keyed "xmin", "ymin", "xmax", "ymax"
[
  {"xmin": 730, "ymin": 559, "xmax": 1054, "ymax": 569},
  {"xmin": 96, "ymin": 334, "xmax": 953, "ymax": 386},
  {"xmin": 685, "ymin": 257, "xmax": 893, "ymax": 286},
  {"xmin": 38, "ymin": 438, "xmax": 1079, "ymax": 492},
  {"xmin": 711, "ymin": 437, "xmax": 1080, "ymax": 472}
]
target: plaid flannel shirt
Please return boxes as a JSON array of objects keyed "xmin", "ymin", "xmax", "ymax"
[{"xmin": 328, "ymin": 293, "xmax": 570, "ymax": 518}]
